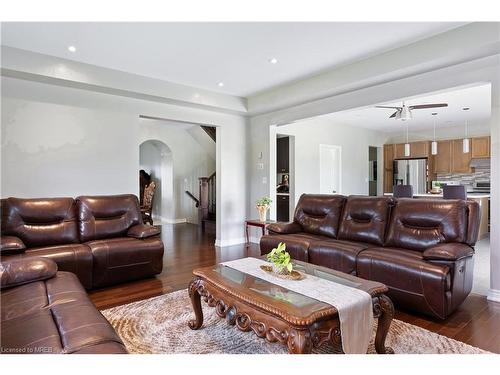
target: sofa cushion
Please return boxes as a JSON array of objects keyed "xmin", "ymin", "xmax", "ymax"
[
  {"xmin": 0, "ymin": 236, "xmax": 26, "ymax": 254},
  {"xmin": 86, "ymin": 237, "xmax": 164, "ymax": 288},
  {"xmin": 10, "ymin": 244, "xmax": 94, "ymax": 289},
  {"xmin": 385, "ymin": 198, "xmax": 467, "ymax": 252},
  {"xmin": 260, "ymin": 232, "xmax": 331, "ymax": 262},
  {"xmin": 308, "ymin": 239, "xmax": 372, "ymax": 274},
  {"xmin": 338, "ymin": 196, "xmax": 393, "ymax": 245},
  {"xmin": 356, "ymin": 247, "xmax": 451, "ymax": 319},
  {"xmin": 293, "ymin": 194, "xmax": 346, "ymax": 238},
  {"xmin": 0, "ymin": 272, "xmax": 126, "ymax": 354},
  {"xmin": 1, "ymin": 257, "xmax": 58, "ymax": 290},
  {"xmin": 2, "ymin": 197, "xmax": 79, "ymax": 247},
  {"xmin": 77, "ymin": 194, "xmax": 142, "ymax": 242}
]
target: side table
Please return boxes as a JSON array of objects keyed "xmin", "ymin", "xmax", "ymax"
[{"xmin": 245, "ymin": 219, "xmax": 277, "ymax": 244}]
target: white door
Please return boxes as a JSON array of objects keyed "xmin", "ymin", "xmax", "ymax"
[{"xmin": 319, "ymin": 144, "xmax": 342, "ymax": 194}]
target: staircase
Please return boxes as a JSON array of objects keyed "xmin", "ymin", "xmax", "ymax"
[{"xmin": 185, "ymin": 172, "xmax": 216, "ymax": 233}]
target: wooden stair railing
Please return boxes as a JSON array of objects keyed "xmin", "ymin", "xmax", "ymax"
[
  {"xmin": 199, "ymin": 172, "xmax": 216, "ymax": 222},
  {"xmin": 185, "ymin": 191, "xmax": 200, "ymax": 207},
  {"xmin": 201, "ymin": 126, "xmax": 216, "ymax": 142}
]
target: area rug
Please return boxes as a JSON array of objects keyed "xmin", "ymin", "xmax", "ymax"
[{"xmin": 102, "ymin": 290, "xmax": 488, "ymax": 354}]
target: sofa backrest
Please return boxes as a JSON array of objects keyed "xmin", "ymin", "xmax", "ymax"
[
  {"xmin": 293, "ymin": 194, "xmax": 346, "ymax": 238},
  {"xmin": 77, "ymin": 194, "xmax": 141, "ymax": 242},
  {"xmin": 1, "ymin": 197, "xmax": 79, "ymax": 247},
  {"xmin": 338, "ymin": 196, "xmax": 393, "ymax": 245},
  {"xmin": 385, "ymin": 198, "xmax": 467, "ymax": 251}
]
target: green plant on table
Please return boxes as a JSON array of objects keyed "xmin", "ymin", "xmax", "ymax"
[
  {"xmin": 266, "ymin": 242, "xmax": 293, "ymax": 274},
  {"xmin": 256, "ymin": 197, "xmax": 272, "ymax": 206}
]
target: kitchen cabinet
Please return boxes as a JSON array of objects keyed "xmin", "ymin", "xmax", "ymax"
[
  {"xmin": 471, "ymin": 136, "xmax": 490, "ymax": 158},
  {"xmin": 276, "ymin": 137, "xmax": 289, "ymax": 173},
  {"xmin": 410, "ymin": 141, "xmax": 429, "ymax": 158},
  {"xmin": 276, "ymin": 195, "xmax": 290, "ymax": 222},
  {"xmin": 383, "ymin": 144, "xmax": 394, "ymax": 193},
  {"xmin": 433, "ymin": 140, "xmax": 452, "ymax": 174},
  {"xmin": 393, "ymin": 141, "xmax": 429, "ymax": 159},
  {"xmin": 394, "ymin": 143, "xmax": 407, "ymax": 159},
  {"xmin": 451, "ymin": 139, "xmax": 472, "ymax": 173}
]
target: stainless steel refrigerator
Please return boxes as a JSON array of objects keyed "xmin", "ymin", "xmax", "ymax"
[{"xmin": 393, "ymin": 159, "xmax": 428, "ymax": 194}]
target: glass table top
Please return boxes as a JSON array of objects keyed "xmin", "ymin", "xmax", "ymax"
[{"xmin": 210, "ymin": 260, "xmax": 369, "ymax": 312}]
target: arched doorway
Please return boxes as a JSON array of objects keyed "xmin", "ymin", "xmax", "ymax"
[{"xmin": 139, "ymin": 140, "xmax": 173, "ymax": 223}]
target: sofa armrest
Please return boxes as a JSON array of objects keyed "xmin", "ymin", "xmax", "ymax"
[
  {"xmin": 127, "ymin": 224, "xmax": 161, "ymax": 239},
  {"xmin": 1, "ymin": 235, "xmax": 26, "ymax": 254},
  {"xmin": 1, "ymin": 257, "xmax": 58, "ymax": 289},
  {"xmin": 267, "ymin": 222, "xmax": 302, "ymax": 235},
  {"xmin": 423, "ymin": 243, "xmax": 474, "ymax": 261}
]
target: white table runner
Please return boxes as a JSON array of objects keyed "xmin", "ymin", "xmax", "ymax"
[{"xmin": 221, "ymin": 257, "xmax": 373, "ymax": 354}]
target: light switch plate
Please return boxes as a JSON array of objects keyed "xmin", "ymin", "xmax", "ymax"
[
  {"xmin": 257, "ymin": 162, "xmax": 264, "ymax": 170},
  {"xmin": 262, "ymin": 177, "xmax": 267, "ymax": 184}
]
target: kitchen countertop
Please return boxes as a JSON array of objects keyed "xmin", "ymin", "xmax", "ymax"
[
  {"xmin": 384, "ymin": 193, "xmax": 490, "ymax": 199},
  {"xmin": 276, "ymin": 193, "xmax": 290, "ymax": 196}
]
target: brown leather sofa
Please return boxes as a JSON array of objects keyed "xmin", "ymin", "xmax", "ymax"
[
  {"xmin": 260, "ymin": 194, "xmax": 480, "ymax": 319},
  {"xmin": 1, "ymin": 257, "xmax": 127, "ymax": 354},
  {"xmin": 1, "ymin": 194, "xmax": 164, "ymax": 289}
]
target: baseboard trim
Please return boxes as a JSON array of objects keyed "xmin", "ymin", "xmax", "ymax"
[
  {"xmin": 487, "ymin": 288, "xmax": 500, "ymax": 303},
  {"xmin": 154, "ymin": 216, "xmax": 187, "ymax": 224},
  {"xmin": 214, "ymin": 237, "xmax": 247, "ymax": 247}
]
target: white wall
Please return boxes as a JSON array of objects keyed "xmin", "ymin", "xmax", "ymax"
[
  {"xmin": 1, "ymin": 89, "xmax": 138, "ymax": 197},
  {"xmin": 139, "ymin": 119, "xmax": 216, "ymax": 224},
  {"xmin": 1, "ymin": 76, "xmax": 247, "ymax": 246},
  {"xmin": 272, "ymin": 118, "xmax": 388, "ymax": 210}
]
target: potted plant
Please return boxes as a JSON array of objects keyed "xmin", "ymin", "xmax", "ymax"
[
  {"xmin": 256, "ymin": 197, "xmax": 272, "ymax": 222},
  {"xmin": 266, "ymin": 242, "xmax": 293, "ymax": 275}
]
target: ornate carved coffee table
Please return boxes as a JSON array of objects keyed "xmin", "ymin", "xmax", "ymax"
[{"xmin": 188, "ymin": 259, "xmax": 394, "ymax": 354}]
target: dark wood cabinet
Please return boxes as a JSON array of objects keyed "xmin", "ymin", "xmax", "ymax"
[
  {"xmin": 276, "ymin": 195, "xmax": 289, "ymax": 222},
  {"xmin": 277, "ymin": 137, "xmax": 289, "ymax": 173}
]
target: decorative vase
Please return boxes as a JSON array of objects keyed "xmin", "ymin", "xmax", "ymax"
[{"xmin": 256, "ymin": 205, "xmax": 268, "ymax": 222}]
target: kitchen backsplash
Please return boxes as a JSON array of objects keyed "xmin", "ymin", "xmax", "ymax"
[{"xmin": 436, "ymin": 169, "xmax": 490, "ymax": 189}]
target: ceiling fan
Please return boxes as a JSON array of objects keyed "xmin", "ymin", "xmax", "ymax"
[{"xmin": 375, "ymin": 101, "xmax": 448, "ymax": 121}]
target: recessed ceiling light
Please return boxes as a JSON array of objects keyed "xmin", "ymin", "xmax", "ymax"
[
  {"xmin": 431, "ymin": 112, "xmax": 438, "ymax": 116},
  {"xmin": 462, "ymin": 107, "xmax": 470, "ymax": 111},
  {"xmin": 68, "ymin": 45, "xmax": 76, "ymax": 53},
  {"xmin": 217, "ymin": 82, "xmax": 224, "ymax": 87},
  {"xmin": 269, "ymin": 58, "xmax": 278, "ymax": 64}
]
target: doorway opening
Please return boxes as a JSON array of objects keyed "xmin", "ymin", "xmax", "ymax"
[
  {"xmin": 138, "ymin": 117, "xmax": 217, "ymax": 235},
  {"xmin": 139, "ymin": 140, "xmax": 173, "ymax": 224}
]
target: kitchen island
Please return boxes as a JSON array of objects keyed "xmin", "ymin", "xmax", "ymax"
[{"xmin": 384, "ymin": 193, "xmax": 489, "ymax": 240}]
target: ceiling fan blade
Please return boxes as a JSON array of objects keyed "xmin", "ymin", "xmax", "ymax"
[
  {"xmin": 389, "ymin": 111, "xmax": 399, "ymax": 118},
  {"xmin": 409, "ymin": 103, "xmax": 448, "ymax": 110},
  {"xmin": 375, "ymin": 106, "xmax": 402, "ymax": 110}
]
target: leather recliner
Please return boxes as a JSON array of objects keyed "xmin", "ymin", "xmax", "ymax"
[
  {"xmin": 0, "ymin": 257, "xmax": 127, "ymax": 354},
  {"xmin": 1, "ymin": 194, "xmax": 164, "ymax": 289},
  {"xmin": 260, "ymin": 194, "xmax": 480, "ymax": 319}
]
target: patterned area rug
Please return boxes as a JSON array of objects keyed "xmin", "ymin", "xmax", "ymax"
[{"xmin": 102, "ymin": 290, "xmax": 488, "ymax": 354}]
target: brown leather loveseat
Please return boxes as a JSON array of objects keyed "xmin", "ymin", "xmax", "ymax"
[
  {"xmin": 260, "ymin": 194, "xmax": 480, "ymax": 319},
  {"xmin": 1, "ymin": 194, "xmax": 164, "ymax": 289},
  {"xmin": 1, "ymin": 257, "xmax": 127, "ymax": 354}
]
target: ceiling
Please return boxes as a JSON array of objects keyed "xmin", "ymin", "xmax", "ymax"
[
  {"xmin": 0, "ymin": 22, "xmax": 466, "ymax": 97},
  {"xmin": 315, "ymin": 83, "xmax": 492, "ymax": 133}
]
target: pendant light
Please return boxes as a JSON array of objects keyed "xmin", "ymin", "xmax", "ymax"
[
  {"xmin": 463, "ymin": 121, "xmax": 470, "ymax": 153},
  {"xmin": 431, "ymin": 113, "xmax": 438, "ymax": 155},
  {"xmin": 463, "ymin": 108, "xmax": 470, "ymax": 154},
  {"xmin": 404, "ymin": 124, "xmax": 411, "ymax": 157}
]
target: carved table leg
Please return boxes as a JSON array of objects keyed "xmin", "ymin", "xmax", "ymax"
[
  {"xmin": 374, "ymin": 294, "xmax": 395, "ymax": 354},
  {"xmin": 287, "ymin": 329, "xmax": 312, "ymax": 354},
  {"xmin": 188, "ymin": 278, "xmax": 204, "ymax": 330}
]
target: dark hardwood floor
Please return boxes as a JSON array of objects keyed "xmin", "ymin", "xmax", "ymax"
[{"xmin": 89, "ymin": 223, "xmax": 500, "ymax": 354}]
